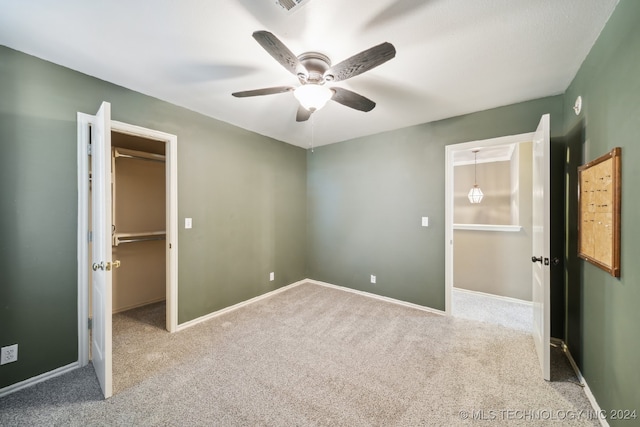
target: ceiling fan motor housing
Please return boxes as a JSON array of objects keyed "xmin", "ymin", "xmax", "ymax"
[{"xmin": 297, "ymin": 52, "xmax": 331, "ymax": 84}]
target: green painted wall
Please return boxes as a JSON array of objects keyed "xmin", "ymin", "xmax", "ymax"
[
  {"xmin": 562, "ymin": 0, "xmax": 640, "ymax": 422},
  {"xmin": 0, "ymin": 46, "xmax": 307, "ymax": 388},
  {"xmin": 307, "ymin": 96, "xmax": 564, "ymax": 309},
  {"xmin": 2, "ymin": 1, "xmax": 638, "ymax": 418}
]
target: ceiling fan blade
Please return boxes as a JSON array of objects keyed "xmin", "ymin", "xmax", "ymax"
[
  {"xmin": 331, "ymin": 87, "xmax": 376, "ymax": 112},
  {"xmin": 296, "ymin": 105, "xmax": 312, "ymax": 122},
  {"xmin": 232, "ymin": 86, "xmax": 293, "ymax": 97},
  {"xmin": 324, "ymin": 42, "xmax": 396, "ymax": 82},
  {"xmin": 252, "ymin": 31, "xmax": 307, "ymax": 78}
]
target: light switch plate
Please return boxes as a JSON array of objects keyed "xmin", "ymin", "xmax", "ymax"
[
  {"xmin": 422, "ymin": 217, "xmax": 429, "ymax": 227},
  {"xmin": 185, "ymin": 218, "xmax": 192, "ymax": 229}
]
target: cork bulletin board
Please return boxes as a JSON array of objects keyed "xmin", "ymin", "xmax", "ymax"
[{"xmin": 578, "ymin": 147, "xmax": 621, "ymax": 277}]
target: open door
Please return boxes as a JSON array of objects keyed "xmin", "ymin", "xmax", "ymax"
[
  {"xmin": 91, "ymin": 101, "xmax": 113, "ymax": 398},
  {"xmin": 531, "ymin": 114, "xmax": 550, "ymax": 381}
]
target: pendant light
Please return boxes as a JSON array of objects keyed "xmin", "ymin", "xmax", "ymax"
[{"xmin": 468, "ymin": 150, "xmax": 484, "ymax": 204}]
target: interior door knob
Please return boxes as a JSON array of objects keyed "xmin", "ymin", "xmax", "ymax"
[
  {"xmin": 92, "ymin": 262, "xmax": 104, "ymax": 271},
  {"xmin": 531, "ymin": 256, "xmax": 543, "ymax": 263}
]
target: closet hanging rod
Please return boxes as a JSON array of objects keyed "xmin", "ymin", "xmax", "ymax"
[
  {"xmin": 114, "ymin": 235, "xmax": 166, "ymax": 245},
  {"xmin": 113, "ymin": 147, "xmax": 165, "ymax": 163}
]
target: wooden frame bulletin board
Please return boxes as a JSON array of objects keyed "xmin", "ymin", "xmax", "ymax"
[{"xmin": 578, "ymin": 147, "xmax": 621, "ymax": 277}]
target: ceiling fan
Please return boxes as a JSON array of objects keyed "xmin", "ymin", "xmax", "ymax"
[{"xmin": 232, "ymin": 31, "xmax": 396, "ymax": 122}]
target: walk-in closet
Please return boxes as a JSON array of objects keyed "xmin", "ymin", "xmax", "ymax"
[{"xmin": 111, "ymin": 132, "xmax": 166, "ymax": 315}]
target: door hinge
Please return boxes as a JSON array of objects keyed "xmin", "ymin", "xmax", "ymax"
[
  {"xmin": 87, "ymin": 143, "xmax": 92, "ymax": 155},
  {"xmin": 88, "ymin": 317, "xmax": 93, "ymax": 330},
  {"xmin": 88, "ymin": 231, "xmax": 93, "ymax": 242}
]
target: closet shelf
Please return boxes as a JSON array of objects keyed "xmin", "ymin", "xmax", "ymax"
[
  {"xmin": 113, "ymin": 147, "xmax": 165, "ymax": 163},
  {"xmin": 113, "ymin": 231, "xmax": 166, "ymax": 246}
]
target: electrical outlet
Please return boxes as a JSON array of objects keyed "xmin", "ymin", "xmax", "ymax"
[
  {"xmin": 1, "ymin": 344, "xmax": 18, "ymax": 365},
  {"xmin": 269, "ymin": 272, "xmax": 275, "ymax": 281},
  {"xmin": 370, "ymin": 275, "xmax": 376, "ymax": 284}
]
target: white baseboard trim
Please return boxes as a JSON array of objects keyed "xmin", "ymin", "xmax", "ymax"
[
  {"xmin": 453, "ymin": 286, "xmax": 533, "ymax": 306},
  {"xmin": 175, "ymin": 278, "xmax": 446, "ymax": 332},
  {"xmin": 308, "ymin": 279, "xmax": 446, "ymax": 316},
  {"xmin": 175, "ymin": 279, "xmax": 308, "ymax": 332},
  {"xmin": 551, "ymin": 338, "xmax": 609, "ymax": 427},
  {"xmin": 0, "ymin": 361, "xmax": 79, "ymax": 398}
]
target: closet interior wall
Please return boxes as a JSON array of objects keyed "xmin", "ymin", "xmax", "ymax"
[{"xmin": 111, "ymin": 132, "xmax": 166, "ymax": 314}]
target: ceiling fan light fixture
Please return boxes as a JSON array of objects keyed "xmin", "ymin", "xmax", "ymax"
[
  {"xmin": 294, "ymin": 84, "xmax": 333, "ymax": 111},
  {"xmin": 234, "ymin": 31, "xmax": 395, "ymax": 121}
]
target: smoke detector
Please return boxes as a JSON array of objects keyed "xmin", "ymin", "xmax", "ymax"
[{"xmin": 276, "ymin": 0, "xmax": 312, "ymax": 12}]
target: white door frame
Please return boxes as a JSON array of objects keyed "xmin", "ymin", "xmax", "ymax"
[
  {"xmin": 77, "ymin": 112, "xmax": 178, "ymax": 367},
  {"xmin": 444, "ymin": 132, "xmax": 534, "ymax": 315}
]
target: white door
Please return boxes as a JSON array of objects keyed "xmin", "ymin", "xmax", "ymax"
[
  {"xmin": 91, "ymin": 101, "xmax": 113, "ymax": 398},
  {"xmin": 531, "ymin": 114, "xmax": 551, "ymax": 381}
]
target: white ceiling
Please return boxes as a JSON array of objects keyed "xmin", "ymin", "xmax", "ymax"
[{"xmin": 0, "ymin": 0, "xmax": 619, "ymax": 148}]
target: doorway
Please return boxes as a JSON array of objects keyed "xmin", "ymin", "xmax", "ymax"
[
  {"xmin": 445, "ymin": 115, "xmax": 552, "ymax": 381},
  {"xmin": 76, "ymin": 110, "xmax": 178, "ymax": 390},
  {"xmin": 111, "ymin": 133, "xmax": 167, "ymax": 316},
  {"xmin": 449, "ymin": 140, "xmax": 534, "ymax": 330}
]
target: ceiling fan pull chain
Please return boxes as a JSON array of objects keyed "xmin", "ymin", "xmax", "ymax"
[{"xmin": 310, "ymin": 114, "xmax": 315, "ymax": 153}]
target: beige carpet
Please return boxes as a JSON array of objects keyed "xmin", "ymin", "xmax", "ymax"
[
  {"xmin": 451, "ymin": 287, "xmax": 533, "ymax": 333},
  {"xmin": 0, "ymin": 282, "xmax": 598, "ymax": 426}
]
